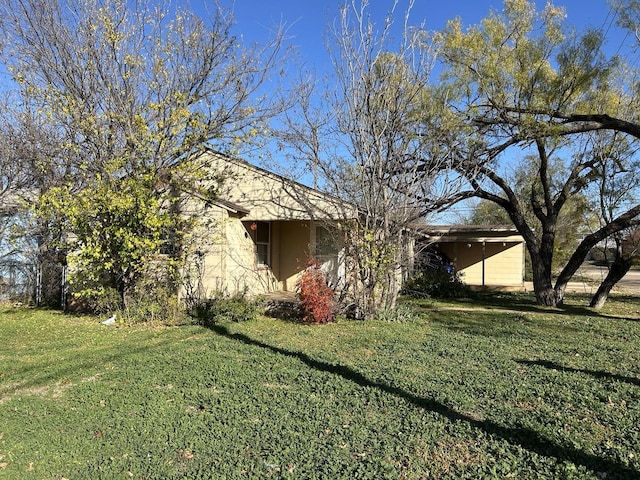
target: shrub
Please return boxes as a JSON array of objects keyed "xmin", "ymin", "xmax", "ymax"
[
  {"xmin": 263, "ymin": 299, "xmax": 304, "ymax": 321},
  {"xmin": 66, "ymin": 286, "xmax": 121, "ymax": 314},
  {"xmin": 375, "ymin": 303, "xmax": 420, "ymax": 323},
  {"xmin": 120, "ymin": 288, "xmax": 186, "ymax": 325},
  {"xmin": 402, "ymin": 269, "xmax": 469, "ymax": 299},
  {"xmin": 296, "ymin": 259, "xmax": 335, "ymax": 324},
  {"xmin": 189, "ymin": 292, "xmax": 260, "ymax": 327},
  {"xmin": 85, "ymin": 286, "xmax": 122, "ymax": 314}
]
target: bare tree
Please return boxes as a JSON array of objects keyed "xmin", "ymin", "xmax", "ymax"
[
  {"xmin": 276, "ymin": 0, "xmax": 459, "ymax": 317},
  {"xmin": 585, "ymin": 132, "xmax": 640, "ymax": 307},
  {"xmin": 0, "ymin": 94, "xmax": 68, "ymax": 305}
]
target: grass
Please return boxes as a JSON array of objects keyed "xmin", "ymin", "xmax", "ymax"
[{"xmin": 0, "ymin": 292, "xmax": 639, "ymax": 479}]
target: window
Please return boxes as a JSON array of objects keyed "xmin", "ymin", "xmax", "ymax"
[
  {"xmin": 316, "ymin": 226, "xmax": 339, "ymax": 258},
  {"xmin": 255, "ymin": 221, "xmax": 270, "ymax": 267},
  {"xmin": 159, "ymin": 226, "xmax": 178, "ymax": 256}
]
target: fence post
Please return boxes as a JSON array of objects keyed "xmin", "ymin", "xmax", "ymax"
[
  {"xmin": 35, "ymin": 262, "xmax": 42, "ymax": 307},
  {"xmin": 61, "ymin": 264, "xmax": 68, "ymax": 310}
]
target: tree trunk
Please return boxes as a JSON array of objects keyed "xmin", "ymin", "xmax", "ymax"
[
  {"xmin": 383, "ymin": 271, "xmax": 398, "ymax": 311},
  {"xmin": 554, "ymin": 246, "xmax": 588, "ymax": 299},
  {"xmin": 116, "ymin": 269, "xmax": 136, "ymax": 310},
  {"xmin": 590, "ymin": 255, "xmax": 632, "ymax": 309},
  {"xmin": 556, "ymin": 205, "xmax": 640, "ymax": 292},
  {"xmin": 531, "ymin": 263, "xmax": 563, "ymax": 306},
  {"xmin": 530, "ymin": 242, "xmax": 564, "ymax": 306},
  {"xmin": 534, "ymin": 287, "xmax": 563, "ymax": 306}
]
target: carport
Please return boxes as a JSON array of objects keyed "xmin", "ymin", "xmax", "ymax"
[{"xmin": 418, "ymin": 225, "xmax": 526, "ymax": 288}]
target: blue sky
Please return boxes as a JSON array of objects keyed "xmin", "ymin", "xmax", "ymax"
[
  {"xmin": 227, "ymin": 0, "xmax": 630, "ymax": 68},
  {"xmin": 224, "ymin": 1, "xmax": 630, "ymax": 222}
]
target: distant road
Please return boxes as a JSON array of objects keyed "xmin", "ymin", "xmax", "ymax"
[{"xmin": 572, "ymin": 265, "xmax": 640, "ymax": 294}]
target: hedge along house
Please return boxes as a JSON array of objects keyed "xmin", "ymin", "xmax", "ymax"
[
  {"xmin": 180, "ymin": 149, "xmax": 355, "ymax": 299},
  {"xmin": 418, "ymin": 225, "xmax": 525, "ymax": 289}
]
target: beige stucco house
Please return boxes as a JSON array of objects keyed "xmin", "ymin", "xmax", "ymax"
[
  {"xmin": 179, "ymin": 151, "xmax": 526, "ymax": 298},
  {"xmin": 183, "ymin": 149, "xmax": 352, "ymax": 298},
  {"xmin": 418, "ymin": 225, "xmax": 525, "ymax": 288}
]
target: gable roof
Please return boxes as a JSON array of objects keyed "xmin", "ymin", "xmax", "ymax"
[
  {"xmin": 210, "ymin": 198, "xmax": 250, "ymax": 215},
  {"xmin": 199, "ymin": 149, "xmax": 356, "ymax": 221}
]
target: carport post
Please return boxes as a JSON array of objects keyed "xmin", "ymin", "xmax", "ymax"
[{"xmin": 482, "ymin": 241, "xmax": 486, "ymax": 287}]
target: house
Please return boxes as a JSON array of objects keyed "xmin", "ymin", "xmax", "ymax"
[
  {"xmin": 182, "ymin": 150, "xmax": 354, "ymax": 298},
  {"xmin": 178, "ymin": 151, "xmax": 526, "ymax": 299},
  {"xmin": 417, "ymin": 225, "xmax": 525, "ymax": 289}
]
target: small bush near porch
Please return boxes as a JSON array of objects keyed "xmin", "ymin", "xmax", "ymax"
[{"xmin": 1, "ymin": 293, "xmax": 639, "ymax": 479}]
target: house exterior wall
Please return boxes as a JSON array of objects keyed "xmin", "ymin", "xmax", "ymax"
[
  {"xmin": 177, "ymin": 151, "xmax": 376, "ymax": 298},
  {"xmin": 179, "ymin": 150, "xmax": 355, "ymax": 297},
  {"xmin": 198, "ymin": 207, "xmax": 227, "ymax": 294},
  {"xmin": 224, "ymin": 218, "xmax": 279, "ymax": 295},
  {"xmin": 437, "ymin": 240, "xmax": 524, "ymax": 287},
  {"xmin": 178, "ymin": 203, "xmax": 275, "ymax": 297},
  {"xmin": 277, "ymin": 221, "xmax": 311, "ymax": 292},
  {"xmin": 193, "ymin": 212, "xmax": 311, "ymax": 296},
  {"xmin": 483, "ymin": 242, "xmax": 524, "ymax": 286}
]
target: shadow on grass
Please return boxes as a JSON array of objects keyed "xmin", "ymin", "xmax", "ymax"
[
  {"xmin": 262, "ymin": 298, "xmax": 304, "ymax": 323},
  {"xmin": 211, "ymin": 324, "xmax": 638, "ymax": 479},
  {"xmin": 516, "ymin": 359, "xmax": 640, "ymax": 387},
  {"xmin": 423, "ymin": 308, "xmax": 583, "ymax": 339},
  {"xmin": 455, "ymin": 291, "xmax": 603, "ymax": 317},
  {"xmin": 421, "ymin": 292, "xmax": 640, "ymax": 335}
]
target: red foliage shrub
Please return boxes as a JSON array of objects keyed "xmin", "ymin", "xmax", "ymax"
[{"xmin": 296, "ymin": 259, "xmax": 335, "ymax": 324}]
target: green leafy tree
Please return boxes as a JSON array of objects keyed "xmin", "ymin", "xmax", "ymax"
[
  {"xmin": 0, "ymin": 0, "xmax": 286, "ymax": 308},
  {"xmin": 467, "ymin": 158, "xmax": 593, "ymax": 277},
  {"xmin": 37, "ymin": 174, "xmax": 173, "ymax": 307},
  {"xmin": 431, "ymin": 0, "xmax": 640, "ymax": 306}
]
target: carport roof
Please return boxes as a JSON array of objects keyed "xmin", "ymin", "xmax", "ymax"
[{"xmin": 417, "ymin": 224, "xmax": 524, "ymax": 243}]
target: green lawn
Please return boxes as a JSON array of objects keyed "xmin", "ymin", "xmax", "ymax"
[{"xmin": 1, "ymin": 293, "xmax": 639, "ymax": 479}]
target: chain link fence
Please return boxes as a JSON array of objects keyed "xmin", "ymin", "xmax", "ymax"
[
  {"xmin": 0, "ymin": 259, "xmax": 34, "ymax": 303},
  {"xmin": 0, "ymin": 259, "xmax": 66, "ymax": 307}
]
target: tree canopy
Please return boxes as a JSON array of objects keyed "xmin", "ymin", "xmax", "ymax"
[
  {"xmin": 430, "ymin": 0, "xmax": 640, "ymax": 306},
  {"xmin": 2, "ymin": 0, "xmax": 640, "ymax": 312},
  {"xmin": 0, "ymin": 0, "xmax": 286, "ymax": 307}
]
